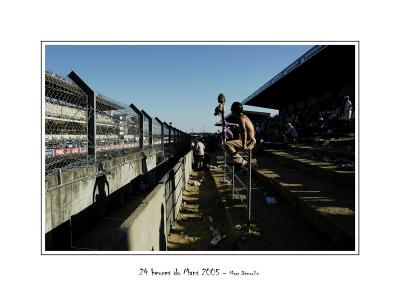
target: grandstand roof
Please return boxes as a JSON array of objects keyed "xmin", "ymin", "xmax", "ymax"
[
  {"xmin": 45, "ymin": 72, "xmax": 128, "ymax": 111},
  {"xmin": 242, "ymin": 45, "xmax": 356, "ymax": 110},
  {"xmin": 225, "ymin": 110, "xmax": 271, "ymax": 122},
  {"xmin": 96, "ymin": 94, "xmax": 127, "ymax": 111}
]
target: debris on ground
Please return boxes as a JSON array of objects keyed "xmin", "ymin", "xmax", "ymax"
[
  {"xmin": 188, "ymin": 180, "xmax": 201, "ymax": 186},
  {"xmin": 264, "ymin": 196, "xmax": 278, "ymax": 205},
  {"xmin": 210, "ymin": 234, "xmax": 227, "ymax": 247},
  {"xmin": 180, "ymin": 215, "xmax": 203, "ymax": 222},
  {"xmin": 220, "ymin": 178, "xmax": 231, "ymax": 184},
  {"xmin": 167, "ymin": 170, "xmax": 235, "ymax": 251},
  {"xmin": 337, "ymin": 163, "xmax": 355, "ymax": 170}
]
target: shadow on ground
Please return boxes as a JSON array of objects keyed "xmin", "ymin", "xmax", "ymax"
[{"xmin": 167, "ymin": 169, "xmax": 237, "ymax": 251}]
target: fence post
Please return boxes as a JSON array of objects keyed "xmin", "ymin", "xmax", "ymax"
[
  {"xmin": 129, "ymin": 104, "xmax": 143, "ymax": 151},
  {"xmin": 173, "ymin": 127, "xmax": 176, "ymax": 147},
  {"xmin": 169, "ymin": 124, "xmax": 172, "ymax": 146},
  {"xmin": 68, "ymin": 71, "xmax": 96, "ymax": 162},
  {"xmin": 142, "ymin": 109, "xmax": 153, "ymax": 148}
]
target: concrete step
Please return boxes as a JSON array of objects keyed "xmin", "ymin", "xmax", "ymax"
[
  {"xmin": 252, "ymin": 156, "xmax": 355, "ymax": 250},
  {"xmin": 296, "ymin": 136, "xmax": 355, "ymax": 148},
  {"xmin": 289, "ymin": 145, "xmax": 355, "ymax": 162},
  {"xmin": 264, "ymin": 149, "xmax": 355, "ymax": 187},
  {"xmin": 209, "ymin": 165, "xmax": 340, "ymax": 251}
]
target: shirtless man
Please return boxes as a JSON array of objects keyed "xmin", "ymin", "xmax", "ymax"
[{"xmin": 224, "ymin": 102, "xmax": 256, "ymax": 166}]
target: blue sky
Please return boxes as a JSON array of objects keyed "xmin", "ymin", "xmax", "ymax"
[{"xmin": 45, "ymin": 44, "xmax": 312, "ymax": 133}]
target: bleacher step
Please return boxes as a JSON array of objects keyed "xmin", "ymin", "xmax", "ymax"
[
  {"xmin": 264, "ymin": 149, "xmax": 355, "ymax": 187},
  {"xmin": 290, "ymin": 145, "xmax": 355, "ymax": 162},
  {"xmin": 252, "ymin": 156, "xmax": 355, "ymax": 250}
]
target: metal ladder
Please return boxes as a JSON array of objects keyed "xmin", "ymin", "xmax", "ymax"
[{"xmin": 224, "ymin": 149, "xmax": 252, "ymax": 232}]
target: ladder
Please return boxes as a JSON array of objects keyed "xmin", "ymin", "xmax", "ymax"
[{"xmin": 224, "ymin": 149, "xmax": 252, "ymax": 232}]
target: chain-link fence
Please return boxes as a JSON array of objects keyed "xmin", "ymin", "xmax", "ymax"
[
  {"xmin": 143, "ymin": 115, "xmax": 150, "ymax": 147},
  {"xmin": 171, "ymin": 128, "xmax": 176, "ymax": 144},
  {"xmin": 153, "ymin": 118, "xmax": 162, "ymax": 147},
  {"xmin": 163, "ymin": 122, "xmax": 171, "ymax": 147},
  {"xmin": 95, "ymin": 95, "xmax": 140, "ymax": 159},
  {"xmin": 45, "ymin": 71, "xmax": 189, "ymax": 176},
  {"xmin": 45, "ymin": 72, "xmax": 89, "ymax": 175}
]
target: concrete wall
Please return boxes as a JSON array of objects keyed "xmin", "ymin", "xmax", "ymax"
[
  {"xmin": 171, "ymin": 151, "xmax": 193, "ymax": 222},
  {"xmin": 104, "ymin": 150, "xmax": 193, "ymax": 251},
  {"xmin": 45, "ymin": 148, "xmax": 162, "ymax": 233},
  {"xmin": 117, "ymin": 184, "xmax": 166, "ymax": 251}
]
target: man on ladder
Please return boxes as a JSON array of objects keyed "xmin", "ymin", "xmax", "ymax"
[
  {"xmin": 224, "ymin": 102, "xmax": 256, "ymax": 167},
  {"xmin": 214, "ymin": 97, "xmax": 255, "ymax": 233}
]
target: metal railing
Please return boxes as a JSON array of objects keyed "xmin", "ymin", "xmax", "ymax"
[{"xmin": 45, "ymin": 70, "xmax": 191, "ymax": 176}]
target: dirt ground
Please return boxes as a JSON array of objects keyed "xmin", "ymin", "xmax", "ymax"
[{"xmin": 167, "ymin": 169, "xmax": 237, "ymax": 251}]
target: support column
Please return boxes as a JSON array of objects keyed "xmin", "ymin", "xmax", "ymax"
[{"xmin": 130, "ymin": 104, "xmax": 144, "ymax": 151}]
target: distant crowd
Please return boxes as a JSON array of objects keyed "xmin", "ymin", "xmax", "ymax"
[
  {"xmin": 190, "ymin": 95, "xmax": 355, "ymax": 169},
  {"xmin": 254, "ymin": 95, "xmax": 354, "ymax": 144}
]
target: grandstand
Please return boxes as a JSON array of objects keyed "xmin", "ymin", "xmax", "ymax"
[
  {"xmin": 237, "ymin": 45, "xmax": 356, "ymax": 147},
  {"xmin": 236, "ymin": 44, "xmax": 357, "ymax": 249}
]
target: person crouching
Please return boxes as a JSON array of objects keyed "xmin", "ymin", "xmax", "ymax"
[{"xmin": 224, "ymin": 102, "xmax": 256, "ymax": 167}]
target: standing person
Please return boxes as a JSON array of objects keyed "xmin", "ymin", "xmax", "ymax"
[
  {"xmin": 284, "ymin": 122, "xmax": 298, "ymax": 143},
  {"xmin": 224, "ymin": 102, "xmax": 256, "ymax": 166},
  {"xmin": 195, "ymin": 138, "xmax": 206, "ymax": 170},
  {"xmin": 342, "ymin": 95, "xmax": 353, "ymax": 120},
  {"xmin": 191, "ymin": 138, "xmax": 196, "ymax": 168},
  {"xmin": 255, "ymin": 123, "xmax": 261, "ymax": 138}
]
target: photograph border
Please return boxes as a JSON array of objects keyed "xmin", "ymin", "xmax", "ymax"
[{"xmin": 41, "ymin": 40, "xmax": 360, "ymax": 256}]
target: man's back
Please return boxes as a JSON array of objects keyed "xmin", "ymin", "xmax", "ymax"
[
  {"xmin": 239, "ymin": 114, "xmax": 255, "ymax": 140},
  {"xmin": 196, "ymin": 142, "xmax": 205, "ymax": 155},
  {"xmin": 287, "ymin": 126, "xmax": 298, "ymax": 138}
]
